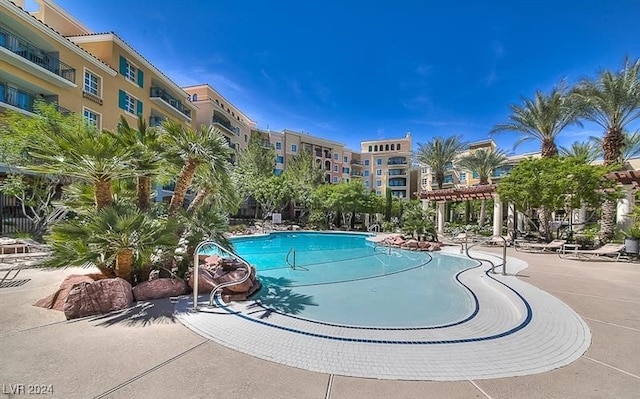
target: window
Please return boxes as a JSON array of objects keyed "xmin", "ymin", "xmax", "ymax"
[
  {"xmin": 291, "ymin": 144, "xmax": 297, "ymax": 152},
  {"xmin": 364, "ymin": 181, "xmax": 369, "ymax": 186},
  {"xmin": 334, "ymin": 153, "xmax": 339, "ymax": 160},
  {"xmin": 368, "ymin": 145, "xmax": 372, "ymax": 152},
  {"xmin": 275, "ymin": 142, "xmax": 282, "ymax": 150},
  {"xmin": 364, "ymin": 170, "xmax": 369, "ymax": 177},
  {"xmin": 376, "ymin": 158, "xmax": 382, "ymax": 166},
  {"xmin": 83, "ymin": 69, "xmax": 100, "ymax": 96},
  {"xmin": 374, "ymin": 145, "xmax": 378, "ymax": 151},
  {"xmin": 376, "ymin": 180, "xmax": 382, "ymax": 187},
  {"xmin": 344, "ymin": 156, "xmax": 348, "ymax": 162},
  {"xmin": 118, "ymin": 90, "xmax": 142, "ymax": 115},
  {"xmin": 274, "ymin": 169, "xmax": 283, "ymax": 176},
  {"xmin": 119, "ymin": 56, "xmax": 144, "ymax": 87},
  {"xmin": 391, "ymin": 144, "xmax": 395, "ymax": 150},
  {"xmin": 364, "ymin": 160, "xmax": 370, "ymax": 166},
  {"xmin": 82, "ymin": 107, "xmax": 101, "ymax": 128},
  {"xmin": 244, "ymin": 134, "xmax": 248, "ymax": 143},
  {"xmin": 397, "ymin": 144, "xmax": 401, "ymax": 151},
  {"xmin": 276, "ymin": 155, "xmax": 284, "ymax": 163},
  {"xmin": 376, "ymin": 169, "xmax": 382, "ymax": 176},
  {"xmin": 334, "ymin": 165, "xmax": 338, "ymax": 172},
  {"xmin": 376, "ymin": 190, "xmax": 381, "ymax": 195},
  {"xmin": 459, "ymin": 172, "xmax": 466, "ymax": 182},
  {"xmin": 333, "ymin": 176, "xmax": 338, "ymax": 183},
  {"xmin": 342, "ymin": 167, "xmax": 349, "ymax": 173},
  {"xmin": 192, "ymin": 94, "xmax": 198, "ymax": 101},
  {"xmin": 385, "ymin": 144, "xmax": 389, "ymax": 151}
]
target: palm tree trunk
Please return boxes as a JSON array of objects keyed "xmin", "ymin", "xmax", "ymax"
[
  {"xmin": 169, "ymin": 158, "xmax": 198, "ymax": 216},
  {"xmin": 599, "ymin": 200, "xmax": 616, "ymax": 242},
  {"xmin": 541, "ymin": 140, "xmax": 558, "ymax": 158},
  {"xmin": 94, "ymin": 179, "xmax": 112, "ymax": 210},
  {"xmin": 436, "ymin": 172, "xmax": 444, "ymax": 189},
  {"xmin": 136, "ymin": 176, "xmax": 152, "ymax": 212},
  {"xmin": 602, "ymin": 127, "xmax": 625, "ymax": 166},
  {"xmin": 538, "ymin": 206, "xmax": 551, "ymax": 241},
  {"xmin": 187, "ymin": 188, "xmax": 210, "ymax": 213},
  {"xmin": 478, "ymin": 200, "xmax": 486, "ymax": 226},
  {"xmin": 115, "ymin": 248, "xmax": 133, "ymax": 283}
]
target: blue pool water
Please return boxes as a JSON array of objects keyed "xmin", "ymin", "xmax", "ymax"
[{"xmin": 218, "ymin": 232, "xmax": 478, "ymax": 327}]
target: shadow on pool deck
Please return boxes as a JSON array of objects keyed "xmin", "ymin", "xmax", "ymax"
[
  {"xmin": 247, "ymin": 276, "xmax": 317, "ymax": 319},
  {"xmin": 82, "ymin": 299, "xmax": 179, "ymax": 328}
]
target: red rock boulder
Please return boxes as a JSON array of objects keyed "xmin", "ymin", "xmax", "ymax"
[
  {"xmin": 188, "ymin": 268, "xmax": 217, "ymax": 294},
  {"xmin": 132, "ymin": 278, "xmax": 188, "ymax": 301},
  {"xmin": 34, "ymin": 274, "xmax": 95, "ymax": 311},
  {"xmin": 63, "ymin": 278, "xmax": 133, "ymax": 320}
]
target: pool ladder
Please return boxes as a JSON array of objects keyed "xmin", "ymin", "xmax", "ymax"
[
  {"xmin": 286, "ymin": 247, "xmax": 308, "ymax": 271},
  {"xmin": 462, "ymin": 233, "xmax": 508, "ymax": 275},
  {"xmin": 192, "ymin": 240, "xmax": 254, "ymax": 310}
]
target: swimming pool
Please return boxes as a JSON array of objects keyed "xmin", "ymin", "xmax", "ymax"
[{"xmin": 225, "ymin": 232, "xmax": 479, "ymax": 327}]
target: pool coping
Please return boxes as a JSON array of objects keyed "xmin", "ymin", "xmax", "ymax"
[{"xmin": 175, "ymin": 247, "xmax": 591, "ymax": 381}]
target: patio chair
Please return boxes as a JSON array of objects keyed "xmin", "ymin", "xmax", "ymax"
[
  {"xmin": 514, "ymin": 239, "xmax": 566, "ymax": 253},
  {"xmin": 558, "ymin": 243, "xmax": 626, "ymax": 261}
]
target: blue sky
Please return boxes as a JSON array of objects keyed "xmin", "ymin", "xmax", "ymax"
[{"xmin": 57, "ymin": 0, "xmax": 640, "ymax": 154}]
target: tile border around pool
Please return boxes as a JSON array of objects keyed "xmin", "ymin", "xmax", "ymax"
[{"xmin": 175, "ymin": 248, "xmax": 591, "ymax": 381}]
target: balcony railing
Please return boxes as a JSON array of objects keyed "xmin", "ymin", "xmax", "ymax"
[
  {"xmin": 0, "ymin": 83, "xmax": 70, "ymax": 115},
  {"xmin": 212, "ymin": 115, "xmax": 239, "ymax": 135},
  {"xmin": 149, "ymin": 116, "xmax": 164, "ymax": 127},
  {"xmin": 150, "ymin": 86, "xmax": 191, "ymax": 118},
  {"xmin": 350, "ymin": 171, "xmax": 363, "ymax": 176},
  {"xmin": 388, "ymin": 169, "xmax": 406, "ymax": 176},
  {"xmin": 0, "ymin": 26, "xmax": 76, "ymax": 83},
  {"xmin": 350, "ymin": 159, "xmax": 362, "ymax": 165},
  {"xmin": 387, "ymin": 157, "xmax": 407, "ymax": 165}
]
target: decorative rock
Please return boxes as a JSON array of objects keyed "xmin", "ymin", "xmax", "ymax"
[
  {"xmin": 34, "ymin": 274, "xmax": 94, "ymax": 311},
  {"xmin": 188, "ymin": 268, "xmax": 217, "ymax": 294},
  {"xmin": 429, "ymin": 242, "xmax": 442, "ymax": 251},
  {"xmin": 132, "ymin": 278, "xmax": 188, "ymax": 301},
  {"xmin": 63, "ymin": 278, "xmax": 133, "ymax": 320}
]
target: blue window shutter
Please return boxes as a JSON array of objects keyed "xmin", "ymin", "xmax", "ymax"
[
  {"xmin": 137, "ymin": 69, "xmax": 144, "ymax": 88},
  {"xmin": 136, "ymin": 100, "xmax": 143, "ymax": 115},
  {"xmin": 118, "ymin": 90, "xmax": 126, "ymax": 110},
  {"xmin": 119, "ymin": 56, "xmax": 127, "ymax": 75}
]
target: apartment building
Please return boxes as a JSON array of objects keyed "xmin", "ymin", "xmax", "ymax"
[
  {"xmin": 360, "ymin": 133, "xmax": 414, "ymax": 199},
  {"xmin": 1, "ymin": 0, "xmax": 196, "ymax": 131},
  {"xmin": 183, "ymin": 84, "xmax": 256, "ymax": 153}
]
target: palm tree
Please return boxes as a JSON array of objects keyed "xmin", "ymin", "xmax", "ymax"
[
  {"xmin": 559, "ymin": 140, "xmax": 601, "ymax": 163},
  {"xmin": 590, "ymin": 129, "xmax": 640, "ymax": 166},
  {"xmin": 46, "ymin": 205, "xmax": 179, "ymax": 283},
  {"xmin": 187, "ymin": 165, "xmax": 239, "ymax": 213},
  {"xmin": 573, "ymin": 58, "xmax": 640, "ymax": 241},
  {"xmin": 113, "ymin": 116, "xmax": 166, "ymax": 211},
  {"xmin": 26, "ymin": 108, "xmax": 134, "ymax": 209},
  {"xmin": 456, "ymin": 148, "xmax": 508, "ymax": 226},
  {"xmin": 414, "ymin": 136, "xmax": 466, "ymax": 189},
  {"xmin": 491, "ymin": 83, "xmax": 580, "ymax": 157},
  {"xmin": 160, "ymin": 121, "xmax": 232, "ymax": 217}
]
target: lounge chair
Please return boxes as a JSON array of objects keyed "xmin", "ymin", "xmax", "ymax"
[
  {"xmin": 514, "ymin": 239, "xmax": 566, "ymax": 253},
  {"xmin": 558, "ymin": 243, "xmax": 626, "ymax": 261}
]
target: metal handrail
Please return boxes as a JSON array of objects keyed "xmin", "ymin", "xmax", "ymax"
[
  {"xmin": 286, "ymin": 247, "xmax": 296, "ymax": 269},
  {"xmin": 368, "ymin": 223, "xmax": 380, "ymax": 232},
  {"xmin": 463, "ymin": 233, "xmax": 507, "ymax": 275},
  {"xmin": 192, "ymin": 240, "xmax": 253, "ymax": 310}
]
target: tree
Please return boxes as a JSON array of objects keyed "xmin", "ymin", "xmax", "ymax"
[
  {"xmin": 559, "ymin": 141, "xmax": 601, "ymax": 163},
  {"xmin": 252, "ymin": 175, "xmax": 292, "ymax": 220},
  {"xmin": 414, "ymin": 136, "xmax": 466, "ymax": 189},
  {"xmin": 573, "ymin": 57, "xmax": 640, "ymax": 241},
  {"xmin": 113, "ymin": 116, "xmax": 166, "ymax": 211},
  {"xmin": 497, "ymin": 157, "xmax": 618, "ymax": 240},
  {"xmin": 401, "ymin": 200, "xmax": 436, "ymax": 239},
  {"xmin": 161, "ymin": 121, "xmax": 232, "ymax": 217},
  {"xmin": 282, "ymin": 150, "xmax": 324, "ymax": 220},
  {"xmin": 590, "ymin": 129, "xmax": 640, "ymax": 166},
  {"xmin": 8, "ymin": 103, "xmax": 135, "ymax": 209},
  {"xmin": 312, "ymin": 181, "xmax": 366, "ymax": 229},
  {"xmin": 491, "ymin": 83, "xmax": 580, "ymax": 157},
  {"xmin": 456, "ymin": 148, "xmax": 507, "ymax": 226}
]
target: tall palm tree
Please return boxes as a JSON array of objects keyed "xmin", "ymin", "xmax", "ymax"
[
  {"xmin": 559, "ymin": 140, "xmax": 601, "ymax": 163},
  {"xmin": 414, "ymin": 136, "xmax": 466, "ymax": 189},
  {"xmin": 590, "ymin": 129, "xmax": 640, "ymax": 166},
  {"xmin": 573, "ymin": 58, "xmax": 640, "ymax": 241},
  {"xmin": 491, "ymin": 83, "xmax": 580, "ymax": 157},
  {"xmin": 160, "ymin": 121, "xmax": 232, "ymax": 217},
  {"xmin": 456, "ymin": 148, "xmax": 508, "ymax": 226},
  {"xmin": 27, "ymin": 111, "xmax": 134, "ymax": 209},
  {"xmin": 113, "ymin": 116, "xmax": 166, "ymax": 211},
  {"xmin": 187, "ymin": 165, "xmax": 239, "ymax": 213}
]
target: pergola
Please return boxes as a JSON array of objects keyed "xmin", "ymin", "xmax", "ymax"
[
  {"xmin": 606, "ymin": 170, "xmax": 640, "ymax": 187},
  {"xmin": 418, "ymin": 185, "xmax": 511, "ymax": 239}
]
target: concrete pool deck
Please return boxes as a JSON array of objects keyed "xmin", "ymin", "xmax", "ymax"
[{"xmin": 1, "ymin": 247, "xmax": 639, "ymax": 398}]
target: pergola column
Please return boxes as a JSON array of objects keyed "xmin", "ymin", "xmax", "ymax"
[
  {"xmin": 616, "ymin": 185, "xmax": 635, "ymax": 229},
  {"xmin": 507, "ymin": 202, "xmax": 515, "ymax": 240},
  {"xmin": 493, "ymin": 195, "xmax": 503, "ymax": 237},
  {"xmin": 437, "ymin": 201, "xmax": 446, "ymax": 237}
]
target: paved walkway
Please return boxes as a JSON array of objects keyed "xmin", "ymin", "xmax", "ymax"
[{"xmin": 0, "ymin": 247, "xmax": 638, "ymax": 398}]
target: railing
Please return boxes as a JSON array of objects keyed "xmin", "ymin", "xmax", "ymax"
[
  {"xmin": 0, "ymin": 26, "xmax": 76, "ymax": 83},
  {"xmin": 461, "ymin": 233, "xmax": 507, "ymax": 275},
  {"xmin": 149, "ymin": 116, "xmax": 164, "ymax": 127},
  {"xmin": 150, "ymin": 86, "xmax": 191, "ymax": 118},
  {"xmin": 0, "ymin": 84, "xmax": 70, "ymax": 115},
  {"xmin": 192, "ymin": 240, "xmax": 254, "ymax": 309},
  {"xmin": 368, "ymin": 223, "xmax": 380, "ymax": 232},
  {"xmin": 285, "ymin": 247, "xmax": 308, "ymax": 271}
]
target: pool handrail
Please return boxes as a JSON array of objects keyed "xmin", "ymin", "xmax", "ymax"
[
  {"xmin": 368, "ymin": 223, "xmax": 380, "ymax": 233},
  {"xmin": 462, "ymin": 233, "xmax": 507, "ymax": 275},
  {"xmin": 192, "ymin": 240, "xmax": 254, "ymax": 310}
]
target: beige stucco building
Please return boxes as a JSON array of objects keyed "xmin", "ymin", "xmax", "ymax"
[{"xmin": 361, "ymin": 133, "xmax": 415, "ymax": 199}]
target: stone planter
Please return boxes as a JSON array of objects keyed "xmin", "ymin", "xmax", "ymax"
[{"xmin": 624, "ymin": 238, "xmax": 639, "ymax": 255}]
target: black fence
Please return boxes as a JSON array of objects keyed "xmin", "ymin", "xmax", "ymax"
[{"xmin": 0, "ymin": 193, "xmax": 32, "ymax": 236}]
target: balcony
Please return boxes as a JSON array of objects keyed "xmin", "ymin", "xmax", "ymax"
[
  {"xmin": 350, "ymin": 159, "xmax": 362, "ymax": 166},
  {"xmin": 149, "ymin": 116, "xmax": 164, "ymax": 127},
  {"xmin": 387, "ymin": 156, "xmax": 407, "ymax": 165},
  {"xmin": 0, "ymin": 26, "xmax": 76, "ymax": 87},
  {"xmin": 388, "ymin": 177, "xmax": 407, "ymax": 187},
  {"xmin": 350, "ymin": 171, "xmax": 363, "ymax": 177},
  {"xmin": 388, "ymin": 169, "xmax": 407, "ymax": 176},
  {"xmin": 212, "ymin": 115, "xmax": 239, "ymax": 136},
  {"xmin": 149, "ymin": 86, "xmax": 192, "ymax": 120},
  {"xmin": 0, "ymin": 83, "xmax": 70, "ymax": 115}
]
